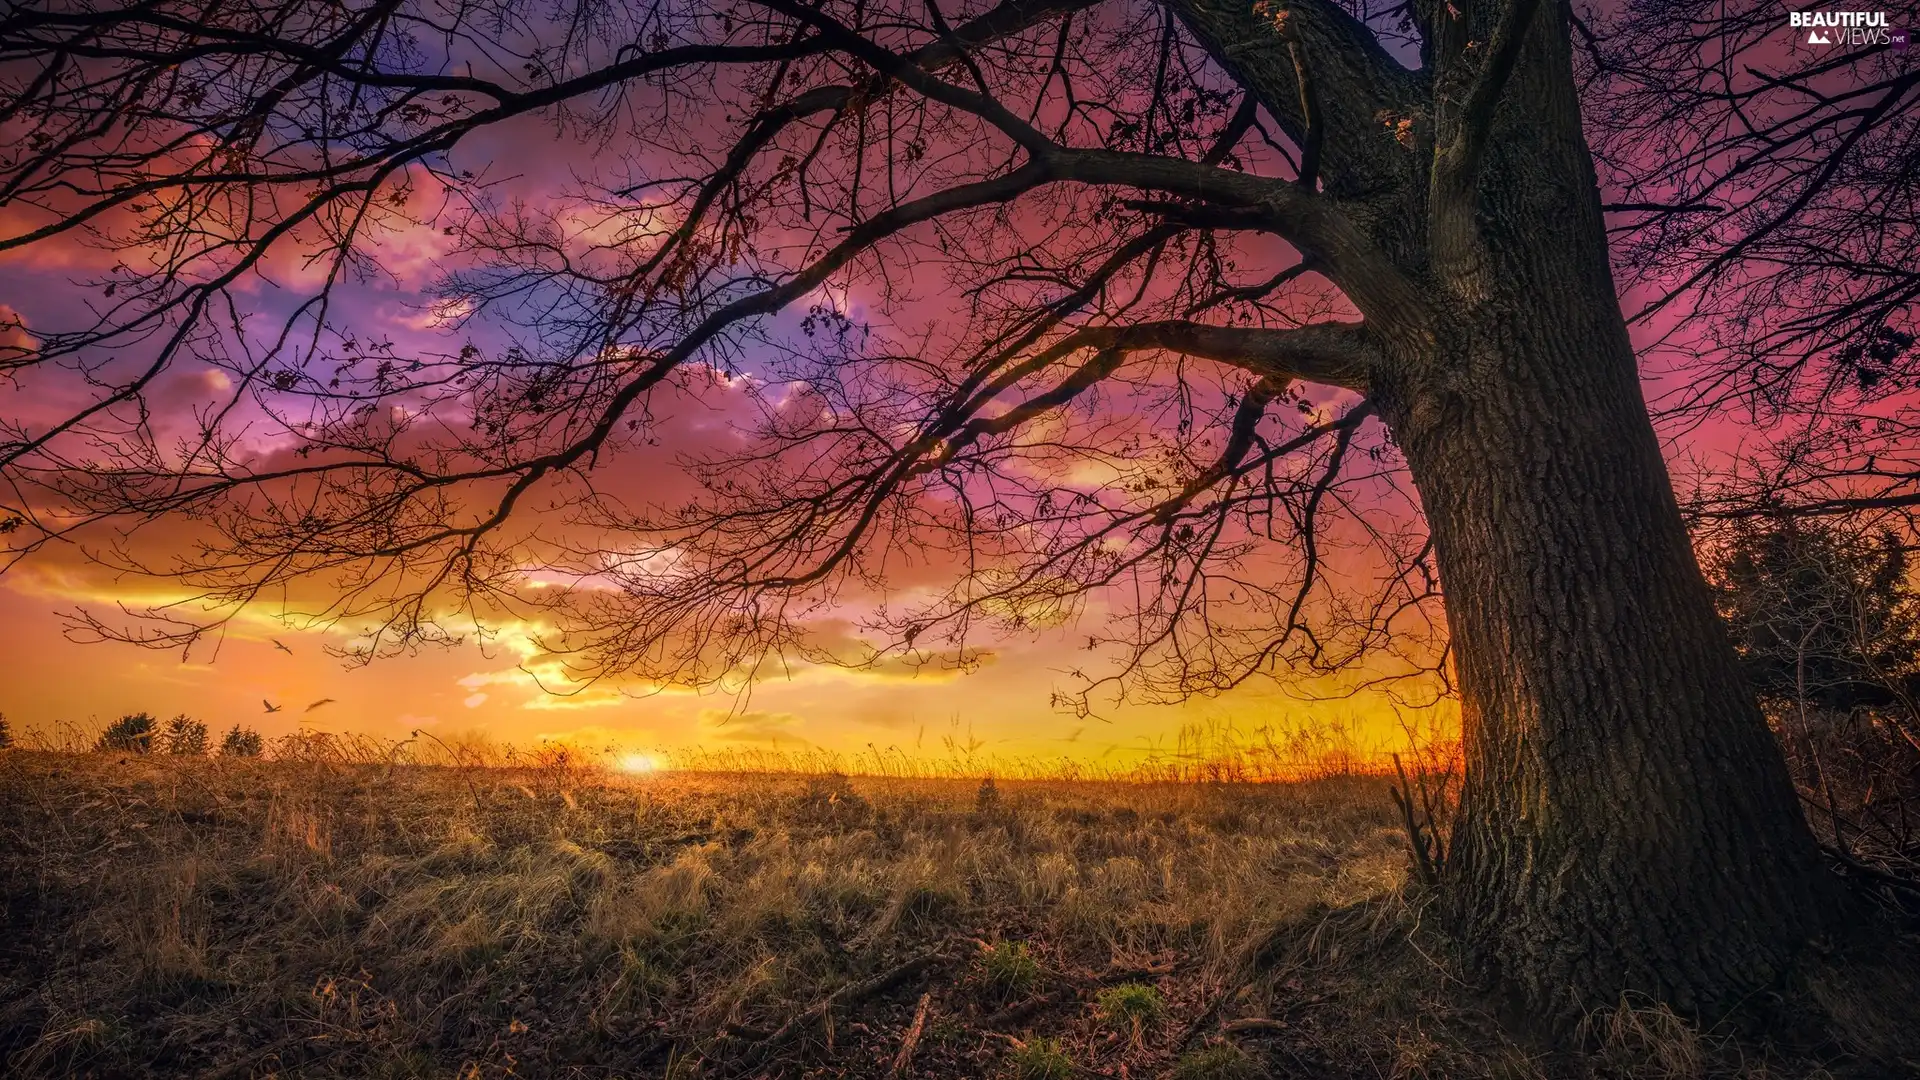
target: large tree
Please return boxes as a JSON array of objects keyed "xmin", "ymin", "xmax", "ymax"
[{"xmin": 2, "ymin": 0, "xmax": 1914, "ymax": 1035}]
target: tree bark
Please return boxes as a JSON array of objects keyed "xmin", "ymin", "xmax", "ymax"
[
  {"xmin": 1384, "ymin": 289, "xmax": 1840, "ymax": 1024},
  {"xmin": 1365, "ymin": 0, "xmax": 1843, "ymax": 1026}
]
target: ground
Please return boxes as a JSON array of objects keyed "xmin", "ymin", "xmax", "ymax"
[{"xmin": 0, "ymin": 752, "xmax": 1868, "ymax": 1078}]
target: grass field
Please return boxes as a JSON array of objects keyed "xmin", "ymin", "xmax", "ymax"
[{"xmin": 0, "ymin": 750, "xmax": 1856, "ymax": 1079}]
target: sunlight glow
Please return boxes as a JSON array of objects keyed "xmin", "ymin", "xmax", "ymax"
[{"xmin": 617, "ymin": 753, "xmax": 660, "ymax": 775}]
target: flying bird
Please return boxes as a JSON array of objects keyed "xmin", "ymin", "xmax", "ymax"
[
  {"xmin": 262, "ymin": 700, "xmax": 283, "ymax": 714},
  {"xmin": 272, "ymin": 639, "xmax": 293, "ymax": 654},
  {"xmin": 306, "ymin": 698, "xmax": 336, "ymax": 713}
]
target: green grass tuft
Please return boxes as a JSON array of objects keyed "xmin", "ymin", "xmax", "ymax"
[
  {"xmin": 1094, "ymin": 981, "xmax": 1164, "ymax": 1027},
  {"xmin": 978, "ymin": 940, "xmax": 1042, "ymax": 997},
  {"xmin": 1170, "ymin": 1042, "xmax": 1259, "ymax": 1080},
  {"xmin": 1006, "ymin": 1036, "xmax": 1075, "ymax": 1080}
]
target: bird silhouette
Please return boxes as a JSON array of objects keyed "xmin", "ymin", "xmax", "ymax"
[
  {"xmin": 272, "ymin": 639, "xmax": 293, "ymax": 655},
  {"xmin": 305, "ymin": 698, "xmax": 336, "ymax": 713},
  {"xmin": 263, "ymin": 699, "xmax": 283, "ymax": 714}
]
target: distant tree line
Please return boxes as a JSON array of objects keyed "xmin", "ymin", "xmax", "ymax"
[{"xmin": 93, "ymin": 713, "xmax": 264, "ymax": 757}]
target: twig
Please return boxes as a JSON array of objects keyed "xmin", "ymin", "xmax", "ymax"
[
  {"xmin": 980, "ymin": 991, "xmax": 1061, "ymax": 1030},
  {"xmin": 1222, "ymin": 1017, "xmax": 1291, "ymax": 1036},
  {"xmin": 1074, "ymin": 956, "xmax": 1179, "ymax": 986},
  {"xmin": 410, "ymin": 728, "xmax": 481, "ymax": 806},
  {"xmin": 982, "ymin": 1030, "xmax": 1026, "ymax": 1048},
  {"xmin": 1176, "ymin": 984, "xmax": 1232, "ymax": 1051},
  {"xmin": 889, "ymin": 992, "xmax": 931, "ymax": 1076},
  {"xmin": 1820, "ymin": 841, "xmax": 1920, "ymax": 897},
  {"xmin": 718, "ymin": 946, "xmax": 954, "ymax": 1075},
  {"xmin": 1390, "ymin": 752, "xmax": 1438, "ymax": 888}
]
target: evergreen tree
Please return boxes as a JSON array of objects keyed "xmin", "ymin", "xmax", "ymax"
[
  {"xmin": 1712, "ymin": 521, "xmax": 1920, "ymax": 714},
  {"xmin": 161, "ymin": 715, "xmax": 211, "ymax": 756},
  {"xmin": 96, "ymin": 713, "xmax": 156, "ymax": 754},
  {"xmin": 219, "ymin": 725, "xmax": 265, "ymax": 758}
]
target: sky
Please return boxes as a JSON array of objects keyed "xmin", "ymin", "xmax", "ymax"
[
  {"xmin": 0, "ymin": 568, "xmax": 1408, "ymax": 767},
  {"xmin": 0, "ymin": 1, "xmax": 1870, "ymax": 769},
  {"xmin": 0, "ymin": 107, "xmax": 1424, "ymax": 770}
]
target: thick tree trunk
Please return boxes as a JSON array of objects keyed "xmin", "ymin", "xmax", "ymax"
[
  {"xmin": 1386, "ymin": 298, "xmax": 1839, "ymax": 1024},
  {"xmin": 1172, "ymin": 0, "xmax": 1897, "ymax": 1036},
  {"xmin": 1397, "ymin": 327, "xmax": 1838, "ymax": 1021},
  {"xmin": 1369, "ymin": 2, "xmax": 1842, "ymax": 1025}
]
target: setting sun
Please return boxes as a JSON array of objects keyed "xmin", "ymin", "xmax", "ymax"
[{"xmin": 616, "ymin": 752, "xmax": 660, "ymax": 775}]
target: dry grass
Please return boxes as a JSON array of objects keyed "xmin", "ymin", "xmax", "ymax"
[{"xmin": 0, "ymin": 750, "xmax": 1855, "ymax": 1079}]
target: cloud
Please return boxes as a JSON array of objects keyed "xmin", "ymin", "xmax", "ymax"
[
  {"xmin": 454, "ymin": 658, "xmax": 638, "ymax": 710},
  {"xmin": 0, "ymin": 304, "xmax": 34, "ymax": 361},
  {"xmin": 698, "ymin": 707, "xmax": 809, "ymax": 745}
]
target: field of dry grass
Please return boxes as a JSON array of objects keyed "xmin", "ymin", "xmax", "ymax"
[{"xmin": 0, "ymin": 750, "xmax": 1860, "ymax": 1079}]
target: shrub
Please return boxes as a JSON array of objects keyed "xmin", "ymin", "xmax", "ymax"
[
  {"xmin": 977, "ymin": 940, "xmax": 1042, "ymax": 998},
  {"xmin": 1170, "ymin": 1043, "xmax": 1259, "ymax": 1080},
  {"xmin": 1708, "ymin": 516, "xmax": 1920, "ymax": 907},
  {"xmin": 1709, "ymin": 517, "xmax": 1920, "ymax": 714},
  {"xmin": 796, "ymin": 772, "xmax": 870, "ymax": 822},
  {"xmin": 96, "ymin": 712, "xmax": 156, "ymax": 753},
  {"xmin": 1006, "ymin": 1037, "xmax": 1074, "ymax": 1080},
  {"xmin": 161, "ymin": 715, "xmax": 209, "ymax": 756},
  {"xmin": 220, "ymin": 724, "xmax": 265, "ymax": 758},
  {"xmin": 0, "ymin": 713, "xmax": 11, "ymax": 750},
  {"xmin": 976, "ymin": 774, "xmax": 1001, "ymax": 813}
]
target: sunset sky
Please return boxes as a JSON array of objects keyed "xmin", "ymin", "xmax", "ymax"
[
  {"xmin": 0, "ymin": 570, "xmax": 1407, "ymax": 764},
  {"xmin": 0, "ymin": 4, "xmax": 1820, "ymax": 768},
  {"xmin": 0, "ymin": 107, "xmax": 1430, "ymax": 765}
]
